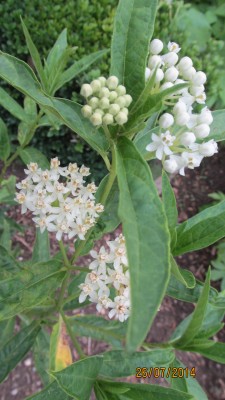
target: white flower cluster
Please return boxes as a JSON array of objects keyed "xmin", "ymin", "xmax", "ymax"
[
  {"xmin": 80, "ymin": 76, "xmax": 132, "ymax": 127},
  {"xmin": 79, "ymin": 234, "xmax": 130, "ymax": 322},
  {"xmin": 15, "ymin": 158, "xmax": 104, "ymax": 241},
  {"xmin": 145, "ymin": 39, "xmax": 218, "ymax": 175}
]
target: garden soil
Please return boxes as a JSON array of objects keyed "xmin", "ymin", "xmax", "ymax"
[{"xmin": 1, "ymin": 147, "xmax": 225, "ymax": 400}]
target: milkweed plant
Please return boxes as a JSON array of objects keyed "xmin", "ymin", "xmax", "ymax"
[{"xmin": 0, "ymin": 1, "xmax": 225, "ymax": 399}]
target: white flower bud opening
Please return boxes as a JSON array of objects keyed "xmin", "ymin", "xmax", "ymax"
[
  {"xmin": 167, "ymin": 41, "xmax": 181, "ymax": 53},
  {"xmin": 149, "ymin": 39, "xmax": 164, "ymax": 54}
]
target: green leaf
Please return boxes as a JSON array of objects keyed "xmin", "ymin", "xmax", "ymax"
[
  {"xmin": 110, "ymin": 0, "xmax": 157, "ymax": 102},
  {"xmin": 51, "ymin": 355, "xmax": 103, "ymax": 399},
  {"xmin": 174, "ymin": 200, "xmax": 225, "ymax": 256},
  {"xmin": 0, "ymin": 175, "xmax": 16, "ymax": 205},
  {"xmin": 0, "ymin": 245, "xmax": 20, "ymax": 279},
  {"xmin": 0, "ymin": 318, "xmax": 15, "ymax": 347},
  {"xmin": 50, "ymin": 315, "xmax": 72, "ymax": 372},
  {"xmin": 18, "ymin": 97, "xmax": 38, "ymax": 146},
  {"xmin": 168, "ymin": 359, "xmax": 208, "ymax": 400},
  {"xmin": 69, "ymin": 315, "xmax": 127, "ymax": 349},
  {"xmin": 0, "ymin": 52, "xmax": 109, "ymax": 157},
  {"xmin": 55, "ymin": 49, "xmax": 108, "ymax": 92},
  {"xmin": 33, "ymin": 328, "xmax": 51, "ymax": 385},
  {"xmin": 0, "ymin": 321, "xmax": 40, "ymax": 383},
  {"xmin": 0, "ymin": 117, "xmax": 10, "ymax": 160},
  {"xmin": 170, "ymin": 257, "xmax": 196, "ymax": 289},
  {"xmin": 167, "ymin": 275, "xmax": 217, "ymax": 303},
  {"xmin": 0, "ymin": 87, "xmax": 28, "ymax": 121},
  {"xmin": 116, "ymin": 137, "xmax": 170, "ymax": 351},
  {"xmin": 134, "ymin": 125, "xmax": 159, "ymax": 159},
  {"xmin": 0, "ymin": 218, "xmax": 12, "ymax": 251},
  {"xmin": 208, "ymin": 110, "xmax": 225, "ymax": 142},
  {"xmin": 0, "ymin": 260, "xmax": 66, "ymax": 320},
  {"xmin": 100, "ymin": 349, "xmax": 174, "ymax": 378},
  {"xmin": 19, "ymin": 147, "xmax": 49, "ymax": 169},
  {"xmin": 32, "ymin": 228, "xmax": 50, "ymax": 263},
  {"xmin": 162, "ymin": 171, "xmax": 178, "ymax": 230},
  {"xmin": 46, "ymin": 29, "xmax": 68, "ymax": 71},
  {"xmin": 172, "ymin": 270, "xmax": 210, "ymax": 347},
  {"xmin": 185, "ymin": 341, "xmax": 225, "ymax": 364},
  {"xmin": 99, "ymin": 380, "xmax": 195, "ymax": 400},
  {"xmin": 21, "ymin": 18, "xmax": 47, "ymax": 89},
  {"xmin": 26, "ymin": 380, "xmax": 72, "ymax": 400}
]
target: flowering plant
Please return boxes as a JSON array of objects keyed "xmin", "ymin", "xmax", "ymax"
[{"xmin": 1, "ymin": 1, "xmax": 225, "ymax": 399}]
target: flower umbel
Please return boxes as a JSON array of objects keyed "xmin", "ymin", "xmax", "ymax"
[
  {"xmin": 79, "ymin": 234, "xmax": 130, "ymax": 322},
  {"xmin": 145, "ymin": 39, "xmax": 218, "ymax": 175},
  {"xmin": 80, "ymin": 76, "xmax": 132, "ymax": 127},
  {"xmin": 15, "ymin": 158, "xmax": 104, "ymax": 241}
]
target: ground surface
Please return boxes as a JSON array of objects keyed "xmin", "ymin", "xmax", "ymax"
[{"xmin": 1, "ymin": 147, "xmax": 225, "ymax": 400}]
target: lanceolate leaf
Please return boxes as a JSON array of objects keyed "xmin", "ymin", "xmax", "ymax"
[
  {"xmin": 0, "ymin": 87, "xmax": 28, "ymax": 121},
  {"xmin": 116, "ymin": 137, "xmax": 170, "ymax": 351},
  {"xmin": 172, "ymin": 270, "xmax": 211, "ymax": 348},
  {"xmin": 55, "ymin": 49, "xmax": 109, "ymax": 92},
  {"xmin": 0, "ymin": 318, "xmax": 15, "ymax": 347},
  {"xmin": 50, "ymin": 316, "xmax": 72, "ymax": 372},
  {"xmin": 110, "ymin": 0, "xmax": 157, "ymax": 103},
  {"xmin": 21, "ymin": 18, "xmax": 47, "ymax": 89},
  {"xmin": 99, "ymin": 380, "xmax": 195, "ymax": 400},
  {"xmin": 100, "ymin": 349, "xmax": 174, "ymax": 378},
  {"xmin": 33, "ymin": 328, "xmax": 51, "ymax": 385},
  {"xmin": 19, "ymin": 147, "xmax": 49, "ymax": 169},
  {"xmin": 167, "ymin": 275, "xmax": 217, "ymax": 304},
  {"xmin": 0, "ymin": 52, "xmax": 109, "ymax": 157},
  {"xmin": 174, "ymin": 200, "xmax": 225, "ymax": 255},
  {"xmin": 69, "ymin": 315, "xmax": 127, "ymax": 348},
  {"xmin": 0, "ymin": 260, "xmax": 66, "ymax": 320},
  {"xmin": 26, "ymin": 380, "xmax": 72, "ymax": 400},
  {"xmin": 51, "ymin": 356, "xmax": 103, "ymax": 399},
  {"xmin": 32, "ymin": 228, "xmax": 50, "ymax": 263},
  {"xmin": 208, "ymin": 110, "xmax": 225, "ymax": 142},
  {"xmin": 46, "ymin": 29, "xmax": 68, "ymax": 72},
  {"xmin": 184, "ymin": 341, "xmax": 225, "ymax": 364},
  {"xmin": 170, "ymin": 257, "xmax": 196, "ymax": 289},
  {"xmin": 0, "ymin": 321, "xmax": 40, "ymax": 383},
  {"xmin": 0, "ymin": 117, "xmax": 10, "ymax": 160}
]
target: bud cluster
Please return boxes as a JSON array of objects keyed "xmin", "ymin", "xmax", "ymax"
[
  {"xmin": 145, "ymin": 39, "xmax": 218, "ymax": 175},
  {"xmin": 79, "ymin": 234, "xmax": 130, "ymax": 322},
  {"xmin": 80, "ymin": 76, "xmax": 132, "ymax": 127},
  {"xmin": 15, "ymin": 158, "xmax": 104, "ymax": 241}
]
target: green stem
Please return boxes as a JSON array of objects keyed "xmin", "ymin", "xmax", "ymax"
[
  {"xmin": 57, "ymin": 271, "xmax": 71, "ymax": 311},
  {"xmin": 59, "ymin": 240, "xmax": 71, "ymax": 269},
  {"xmin": 60, "ymin": 310, "xmax": 85, "ymax": 359}
]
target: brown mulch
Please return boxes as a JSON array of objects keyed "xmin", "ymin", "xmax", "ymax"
[{"xmin": 1, "ymin": 147, "xmax": 225, "ymax": 400}]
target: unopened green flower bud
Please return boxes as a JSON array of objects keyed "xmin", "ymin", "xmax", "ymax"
[
  {"xmin": 107, "ymin": 75, "xmax": 119, "ymax": 90},
  {"xmin": 90, "ymin": 112, "xmax": 102, "ymax": 126},
  {"xmin": 109, "ymin": 104, "xmax": 120, "ymax": 115},
  {"xmin": 99, "ymin": 97, "xmax": 110, "ymax": 109},
  {"xmin": 95, "ymin": 108, "xmax": 104, "ymax": 116},
  {"xmin": 115, "ymin": 111, "xmax": 128, "ymax": 125},
  {"xmin": 99, "ymin": 87, "xmax": 110, "ymax": 98},
  {"xmin": 116, "ymin": 85, "xmax": 126, "ymax": 96},
  {"xmin": 89, "ymin": 97, "xmax": 99, "ymax": 109},
  {"xmin": 80, "ymin": 84, "xmax": 93, "ymax": 98},
  {"xmin": 124, "ymin": 94, "xmax": 132, "ymax": 107},
  {"xmin": 91, "ymin": 79, "xmax": 101, "ymax": 93},
  {"xmin": 103, "ymin": 113, "xmax": 114, "ymax": 125},
  {"xmin": 120, "ymin": 107, "xmax": 128, "ymax": 115},
  {"xmin": 109, "ymin": 91, "xmax": 118, "ymax": 102},
  {"xmin": 98, "ymin": 76, "xmax": 107, "ymax": 87},
  {"xmin": 115, "ymin": 96, "xmax": 126, "ymax": 108},
  {"xmin": 82, "ymin": 105, "xmax": 92, "ymax": 118}
]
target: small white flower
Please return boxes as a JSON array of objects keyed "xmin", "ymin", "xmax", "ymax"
[
  {"xmin": 108, "ymin": 296, "xmax": 130, "ymax": 322},
  {"xmin": 181, "ymin": 152, "xmax": 203, "ymax": 170},
  {"xmin": 146, "ymin": 132, "xmax": 176, "ymax": 160},
  {"xmin": 168, "ymin": 41, "xmax": 181, "ymax": 53},
  {"xmin": 191, "ymin": 140, "xmax": 218, "ymax": 157}
]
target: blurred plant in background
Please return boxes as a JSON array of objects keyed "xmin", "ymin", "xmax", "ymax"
[{"xmin": 1, "ymin": 0, "xmax": 225, "ymax": 178}]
